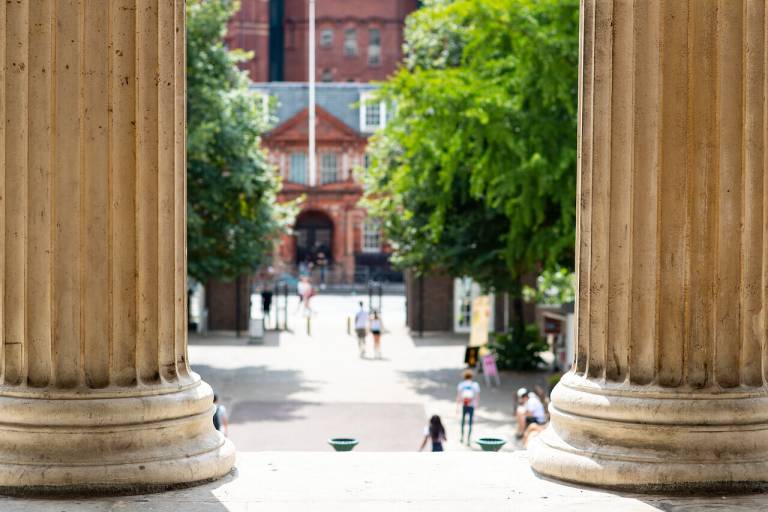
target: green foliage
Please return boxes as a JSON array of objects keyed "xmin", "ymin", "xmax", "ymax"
[
  {"xmin": 522, "ymin": 266, "xmax": 575, "ymax": 305},
  {"xmin": 489, "ymin": 324, "xmax": 548, "ymax": 371},
  {"xmin": 364, "ymin": 0, "xmax": 579, "ymax": 293},
  {"xmin": 547, "ymin": 372, "xmax": 562, "ymax": 389},
  {"xmin": 187, "ymin": 0, "xmax": 291, "ymax": 282}
]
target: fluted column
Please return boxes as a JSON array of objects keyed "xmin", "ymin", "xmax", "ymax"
[
  {"xmin": 0, "ymin": 1, "xmax": 234, "ymax": 491},
  {"xmin": 530, "ymin": 0, "xmax": 768, "ymax": 491}
]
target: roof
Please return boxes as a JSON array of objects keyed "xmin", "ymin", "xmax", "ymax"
[{"xmin": 252, "ymin": 82, "xmax": 378, "ymax": 135}]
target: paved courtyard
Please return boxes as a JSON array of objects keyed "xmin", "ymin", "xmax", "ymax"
[{"xmin": 190, "ymin": 293, "xmax": 550, "ymax": 452}]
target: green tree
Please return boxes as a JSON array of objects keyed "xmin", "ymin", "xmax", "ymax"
[
  {"xmin": 365, "ymin": 0, "xmax": 579, "ymax": 302},
  {"xmin": 186, "ymin": 0, "xmax": 289, "ymax": 283},
  {"xmin": 522, "ymin": 266, "xmax": 575, "ymax": 306}
]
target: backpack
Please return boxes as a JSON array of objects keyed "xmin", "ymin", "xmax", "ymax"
[
  {"xmin": 461, "ymin": 383, "xmax": 475, "ymax": 406},
  {"xmin": 213, "ymin": 406, "xmax": 222, "ymax": 430}
]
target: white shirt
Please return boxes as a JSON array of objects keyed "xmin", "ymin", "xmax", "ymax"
[
  {"xmin": 370, "ymin": 318, "xmax": 382, "ymax": 331},
  {"xmin": 525, "ymin": 393, "xmax": 546, "ymax": 423},
  {"xmin": 354, "ymin": 309, "xmax": 368, "ymax": 329},
  {"xmin": 457, "ymin": 380, "xmax": 480, "ymax": 408},
  {"xmin": 297, "ymin": 281, "xmax": 310, "ymax": 297}
]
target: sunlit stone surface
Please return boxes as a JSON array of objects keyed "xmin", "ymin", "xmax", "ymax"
[
  {"xmin": 530, "ymin": 0, "xmax": 768, "ymax": 491},
  {"xmin": 0, "ymin": 1, "xmax": 233, "ymax": 492}
]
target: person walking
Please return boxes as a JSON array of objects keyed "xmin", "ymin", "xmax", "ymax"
[
  {"xmin": 456, "ymin": 370, "xmax": 480, "ymax": 445},
  {"xmin": 419, "ymin": 415, "xmax": 447, "ymax": 452},
  {"xmin": 296, "ymin": 276, "xmax": 313, "ymax": 315},
  {"xmin": 354, "ymin": 301, "xmax": 368, "ymax": 357},
  {"xmin": 370, "ymin": 310, "xmax": 383, "ymax": 359},
  {"xmin": 317, "ymin": 251, "xmax": 327, "ymax": 289},
  {"xmin": 261, "ymin": 287, "xmax": 273, "ymax": 327}
]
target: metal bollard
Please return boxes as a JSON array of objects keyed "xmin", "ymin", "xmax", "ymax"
[
  {"xmin": 307, "ymin": 316, "xmax": 311, "ymax": 337},
  {"xmin": 347, "ymin": 316, "xmax": 351, "ymax": 335}
]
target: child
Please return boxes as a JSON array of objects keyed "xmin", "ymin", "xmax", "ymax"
[
  {"xmin": 456, "ymin": 370, "xmax": 480, "ymax": 445},
  {"xmin": 419, "ymin": 415, "xmax": 447, "ymax": 452}
]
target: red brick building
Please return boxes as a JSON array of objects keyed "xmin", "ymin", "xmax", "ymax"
[
  {"xmin": 224, "ymin": 0, "xmax": 271, "ymax": 81},
  {"xmin": 257, "ymin": 82, "xmax": 396, "ymax": 284},
  {"xmin": 225, "ymin": 0, "xmax": 419, "ymax": 82},
  {"xmin": 207, "ymin": 2, "xmax": 418, "ymax": 330}
]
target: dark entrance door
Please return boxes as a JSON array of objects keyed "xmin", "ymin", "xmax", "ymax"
[{"xmin": 294, "ymin": 211, "xmax": 333, "ymax": 264}]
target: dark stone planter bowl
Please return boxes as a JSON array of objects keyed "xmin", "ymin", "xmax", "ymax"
[
  {"xmin": 328, "ymin": 438, "xmax": 359, "ymax": 452},
  {"xmin": 476, "ymin": 437, "xmax": 506, "ymax": 452}
]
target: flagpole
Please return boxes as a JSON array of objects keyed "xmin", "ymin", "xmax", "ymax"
[{"xmin": 308, "ymin": 0, "xmax": 317, "ymax": 187}]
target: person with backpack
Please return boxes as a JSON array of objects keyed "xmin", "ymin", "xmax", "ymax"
[
  {"xmin": 419, "ymin": 415, "xmax": 447, "ymax": 452},
  {"xmin": 456, "ymin": 370, "xmax": 480, "ymax": 445},
  {"xmin": 212, "ymin": 394, "xmax": 229, "ymax": 437}
]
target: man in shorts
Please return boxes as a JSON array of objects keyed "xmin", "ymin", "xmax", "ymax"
[
  {"xmin": 515, "ymin": 387, "xmax": 546, "ymax": 439},
  {"xmin": 354, "ymin": 301, "xmax": 368, "ymax": 357}
]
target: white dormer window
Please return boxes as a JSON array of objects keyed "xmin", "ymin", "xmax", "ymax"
[{"xmin": 360, "ymin": 92, "xmax": 387, "ymax": 133}]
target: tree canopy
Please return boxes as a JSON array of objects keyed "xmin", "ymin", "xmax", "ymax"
[
  {"xmin": 186, "ymin": 0, "xmax": 289, "ymax": 283},
  {"xmin": 364, "ymin": 0, "xmax": 579, "ymax": 294}
]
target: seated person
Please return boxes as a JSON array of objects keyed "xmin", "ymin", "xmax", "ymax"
[
  {"xmin": 515, "ymin": 387, "xmax": 546, "ymax": 439},
  {"xmin": 523, "ymin": 422, "xmax": 547, "ymax": 448}
]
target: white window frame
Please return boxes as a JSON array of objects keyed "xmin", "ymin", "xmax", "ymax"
[
  {"xmin": 289, "ymin": 152, "xmax": 308, "ymax": 184},
  {"xmin": 359, "ymin": 92, "xmax": 387, "ymax": 133},
  {"xmin": 362, "ymin": 218, "xmax": 382, "ymax": 253},
  {"xmin": 368, "ymin": 28, "xmax": 381, "ymax": 66},
  {"xmin": 320, "ymin": 152, "xmax": 339, "ymax": 184},
  {"xmin": 344, "ymin": 28, "xmax": 358, "ymax": 56},
  {"xmin": 320, "ymin": 27, "xmax": 333, "ymax": 48}
]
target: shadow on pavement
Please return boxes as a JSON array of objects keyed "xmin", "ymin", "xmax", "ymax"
[
  {"xmin": 229, "ymin": 400, "xmax": 318, "ymax": 423},
  {"xmin": 640, "ymin": 496, "xmax": 768, "ymax": 511},
  {"xmin": 192, "ymin": 364, "xmax": 319, "ymax": 420},
  {"xmin": 399, "ymin": 367, "xmax": 550, "ymax": 415},
  {"xmin": 408, "ymin": 332, "xmax": 470, "ymax": 347},
  {"xmin": 190, "ymin": 330, "xmax": 283, "ymax": 347}
]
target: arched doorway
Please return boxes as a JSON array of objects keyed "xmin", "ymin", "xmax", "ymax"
[{"xmin": 294, "ymin": 210, "xmax": 334, "ymax": 265}]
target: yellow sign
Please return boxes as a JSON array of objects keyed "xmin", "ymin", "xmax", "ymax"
[{"xmin": 469, "ymin": 295, "xmax": 491, "ymax": 347}]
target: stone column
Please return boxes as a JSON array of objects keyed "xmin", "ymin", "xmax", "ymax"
[
  {"xmin": 0, "ymin": 1, "xmax": 234, "ymax": 491},
  {"xmin": 530, "ymin": 0, "xmax": 768, "ymax": 491}
]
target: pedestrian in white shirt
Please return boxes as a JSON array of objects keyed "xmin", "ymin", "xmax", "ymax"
[
  {"xmin": 515, "ymin": 387, "xmax": 546, "ymax": 439},
  {"xmin": 456, "ymin": 370, "xmax": 480, "ymax": 445},
  {"xmin": 354, "ymin": 302, "xmax": 368, "ymax": 357}
]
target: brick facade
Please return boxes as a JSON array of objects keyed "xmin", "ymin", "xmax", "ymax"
[
  {"xmin": 225, "ymin": 0, "xmax": 419, "ymax": 82},
  {"xmin": 264, "ymin": 104, "xmax": 369, "ymax": 281},
  {"xmin": 405, "ymin": 271, "xmax": 454, "ymax": 332},
  {"xmin": 283, "ymin": 0, "xmax": 419, "ymax": 82},
  {"xmin": 405, "ymin": 272, "xmax": 536, "ymax": 334},
  {"xmin": 206, "ymin": 278, "xmax": 251, "ymax": 332},
  {"xmin": 225, "ymin": 0, "xmax": 271, "ymax": 82}
]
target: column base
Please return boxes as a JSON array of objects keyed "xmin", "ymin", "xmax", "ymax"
[
  {"xmin": 529, "ymin": 373, "xmax": 768, "ymax": 492},
  {"xmin": 0, "ymin": 376, "xmax": 235, "ymax": 494}
]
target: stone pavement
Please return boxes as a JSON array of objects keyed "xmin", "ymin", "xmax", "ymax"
[
  {"xmin": 3, "ymin": 452, "xmax": 766, "ymax": 511},
  {"xmin": 190, "ymin": 293, "xmax": 550, "ymax": 452}
]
